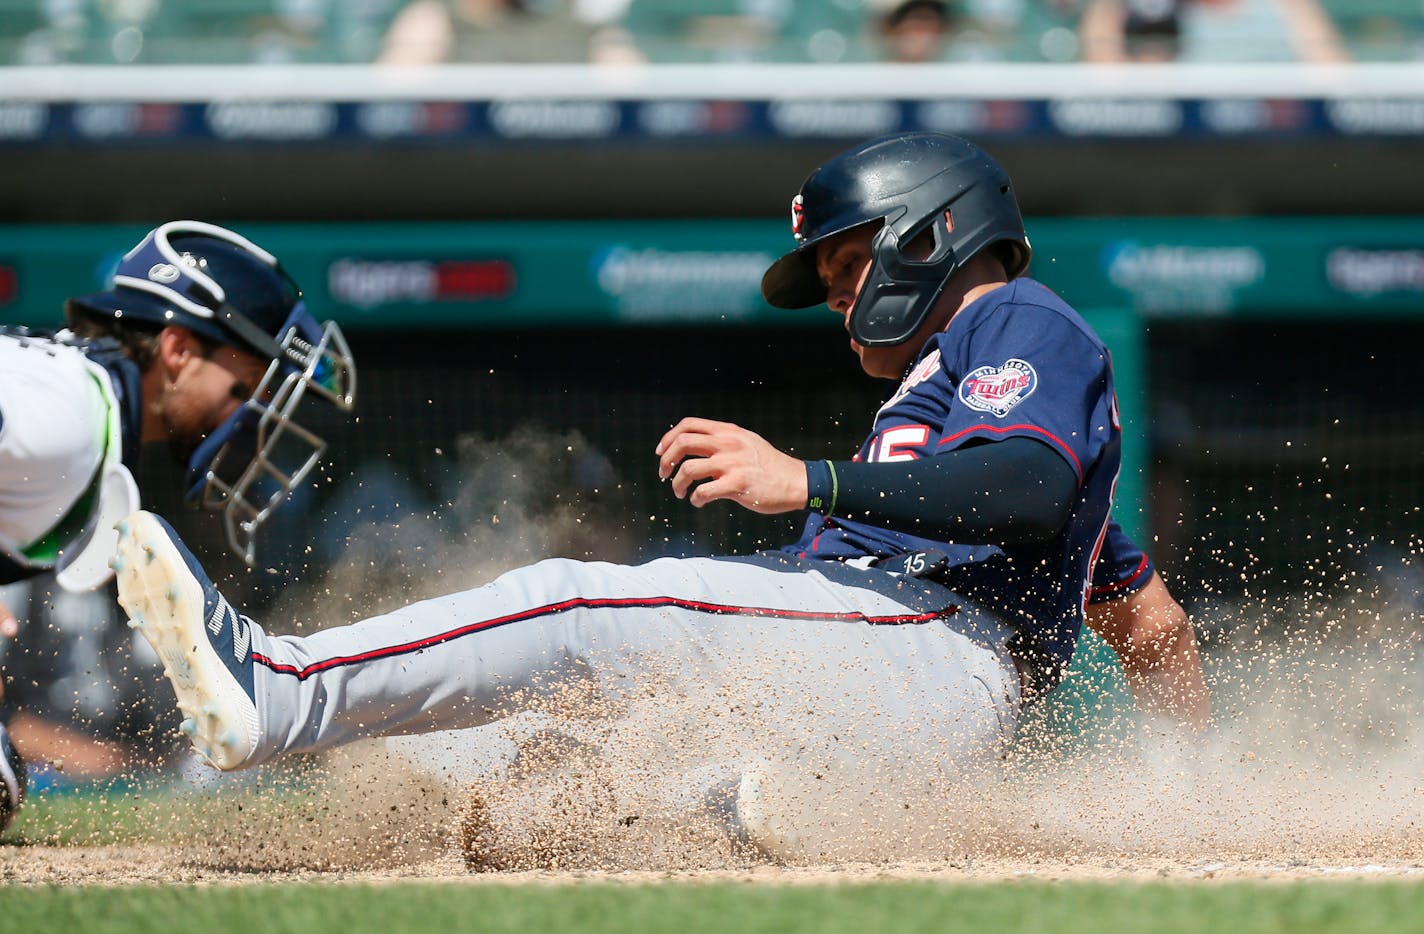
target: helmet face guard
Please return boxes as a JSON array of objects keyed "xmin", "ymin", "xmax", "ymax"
[
  {"xmin": 851, "ymin": 209, "xmax": 960, "ymax": 347},
  {"xmin": 761, "ymin": 133, "xmax": 1031, "ymax": 348},
  {"xmin": 185, "ymin": 308, "xmax": 355, "ymax": 566},
  {"xmin": 97, "ymin": 220, "xmax": 355, "ymax": 564}
]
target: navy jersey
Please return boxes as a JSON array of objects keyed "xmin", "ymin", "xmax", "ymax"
[
  {"xmin": 1089, "ymin": 518, "xmax": 1155, "ymax": 605},
  {"xmin": 782, "ymin": 278, "xmax": 1120, "ymax": 687}
]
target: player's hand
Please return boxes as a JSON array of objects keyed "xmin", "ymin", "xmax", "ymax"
[
  {"xmin": 0, "ymin": 600, "xmax": 16, "ymax": 640},
  {"xmin": 656, "ymin": 417, "xmax": 808, "ymax": 515}
]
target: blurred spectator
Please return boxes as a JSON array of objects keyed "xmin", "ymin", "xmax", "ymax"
[
  {"xmin": 877, "ymin": 0, "xmax": 958, "ymax": 62},
  {"xmin": 378, "ymin": 0, "xmax": 596, "ymax": 64},
  {"xmin": 1256, "ymin": 0, "xmax": 1351, "ymax": 62},
  {"xmin": 869, "ymin": 0, "xmax": 1023, "ymax": 63},
  {"xmin": 617, "ymin": 0, "xmax": 875, "ymax": 64},
  {"xmin": 618, "ymin": 0, "xmax": 783, "ymax": 63},
  {"xmin": 1080, "ymin": 0, "xmax": 1350, "ymax": 63},
  {"xmin": 1080, "ymin": 0, "xmax": 1184, "ymax": 61}
]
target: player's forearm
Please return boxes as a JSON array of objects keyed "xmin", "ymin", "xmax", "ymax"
[
  {"xmin": 804, "ymin": 437, "xmax": 1078, "ymax": 544},
  {"xmin": 1119, "ymin": 621, "xmax": 1211, "ymax": 732},
  {"xmin": 1088, "ymin": 572, "xmax": 1211, "ymax": 731}
]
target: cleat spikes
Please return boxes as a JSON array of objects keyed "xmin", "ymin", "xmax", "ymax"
[{"xmin": 115, "ymin": 511, "xmax": 261, "ymax": 771}]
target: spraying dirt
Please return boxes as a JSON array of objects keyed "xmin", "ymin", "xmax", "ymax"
[{"xmin": 4, "ymin": 432, "xmax": 1420, "ymax": 886}]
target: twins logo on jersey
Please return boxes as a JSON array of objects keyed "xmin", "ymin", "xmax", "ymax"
[{"xmin": 958, "ymin": 358, "xmax": 1038, "ymax": 417}]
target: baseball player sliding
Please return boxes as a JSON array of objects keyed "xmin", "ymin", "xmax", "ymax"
[
  {"xmin": 114, "ymin": 134, "xmax": 1208, "ymax": 858},
  {"xmin": 0, "ymin": 222, "xmax": 356, "ymax": 827}
]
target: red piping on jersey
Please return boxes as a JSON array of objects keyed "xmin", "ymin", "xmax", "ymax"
[
  {"xmin": 1081, "ymin": 509, "xmax": 1113, "ymax": 615},
  {"xmin": 252, "ymin": 596, "xmax": 944, "ymax": 681},
  {"xmin": 804, "ymin": 519, "xmax": 835, "ymax": 555},
  {"xmin": 938, "ymin": 424, "xmax": 1083, "ymax": 481},
  {"xmin": 1089, "ymin": 552, "xmax": 1150, "ymax": 599}
]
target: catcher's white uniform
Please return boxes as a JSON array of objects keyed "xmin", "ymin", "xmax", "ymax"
[{"xmin": 0, "ymin": 332, "xmax": 138, "ymax": 591}]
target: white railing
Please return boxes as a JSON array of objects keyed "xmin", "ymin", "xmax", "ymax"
[{"xmin": 3, "ymin": 61, "xmax": 1423, "ymax": 102}]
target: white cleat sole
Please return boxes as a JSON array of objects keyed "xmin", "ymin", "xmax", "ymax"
[
  {"xmin": 731, "ymin": 760, "xmax": 805, "ymax": 862},
  {"xmin": 113, "ymin": 512, "xmax": 259, "ymax": 771},
  {"xmin": 700, "ymin": 758, "xmax": 804, "ymax": 862}
]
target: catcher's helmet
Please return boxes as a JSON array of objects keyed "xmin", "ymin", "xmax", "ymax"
[
  {"xmin": 66, "ymin": 221, "xmax": 356, "ymax": 565},
  {"xmin": 761, "ymin": 132, "xmax": 1030, "ymax": 347}
]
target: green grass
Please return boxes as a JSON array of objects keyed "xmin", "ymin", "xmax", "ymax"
[
  {"xmin": 6, "ymin": 756, "xmax": 340, "ymax": 847},
  {"xmin": 0, "ymin": 879, "xmax": 1421, "ymax": 934},
  {"xmin": 7, "ymin": 785, "xmax": 198, "ymax": 846},
  {"xmin": 7, "ymin": 783, "xmax": 295, "ymax": 847}
]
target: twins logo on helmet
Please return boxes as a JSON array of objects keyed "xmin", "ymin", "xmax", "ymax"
[{"xmin": 148, "ymin": 262, "xmax": 182, "ymax": 284}]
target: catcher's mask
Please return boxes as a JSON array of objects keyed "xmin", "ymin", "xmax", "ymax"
[{"xmin": 68, "ymin": 221, "xmax": 356, "ymax": 564}]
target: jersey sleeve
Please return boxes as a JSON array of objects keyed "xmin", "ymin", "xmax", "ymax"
[
  {"xmin": 1088, "ymin": 518, "xmax": 1156, "ymax": 603},
  {"xmin": 933, "ymin": 290, "xmax": 1115, "ymax": 486}
]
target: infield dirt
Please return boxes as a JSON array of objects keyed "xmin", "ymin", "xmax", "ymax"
[{"xmin": 9, "ymin": 434, "xmax": 1419, "ymax": 887}]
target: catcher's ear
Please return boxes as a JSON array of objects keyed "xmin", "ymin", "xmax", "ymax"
[{"xmin": 156, "ymin": 326, "xmax": 204, "ymax": 376}]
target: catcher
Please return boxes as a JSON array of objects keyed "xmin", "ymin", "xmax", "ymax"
[{"xmin": 0, "ymin": 221, "xmax": 355, "ymax": 826}]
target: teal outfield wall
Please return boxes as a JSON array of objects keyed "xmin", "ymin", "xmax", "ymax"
[
  {"xmin": 2, "ymin": 217, "xmax": 1424, "ymax": 332},
  {"xmin": 3, "ymin": 215, "xmax": 1422, "ymax": 545}
]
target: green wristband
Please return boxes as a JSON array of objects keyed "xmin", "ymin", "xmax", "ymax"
[{"xmin": 806, "ymin": 459, "xmax": 838, "ymax": 516}]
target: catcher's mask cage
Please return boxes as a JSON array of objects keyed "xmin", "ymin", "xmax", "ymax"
[
  {"xmin": 108, "ymin": 221, "xmax": 357, "ymax": 564},
  {"xmin": 760, "ymin": 132, "xmax": 1031, "ymax": 347}
]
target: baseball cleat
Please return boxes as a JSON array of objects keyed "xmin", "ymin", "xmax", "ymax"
[
  {"xmin": 702, "ymin": 759, "xmax": 802, "ymax": 862},
  {"xmin": 113, "ymin": 511, "xmax": 260, "ymax": 771}
]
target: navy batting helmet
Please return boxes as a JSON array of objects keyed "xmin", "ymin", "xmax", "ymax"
[
  {"xmin": 761, "ymin": 133, "xmax": 1031, "ymax": 347},
  {"xmin": 67, "ymin": 221, "xmax": 357, "ymax": 565}
]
